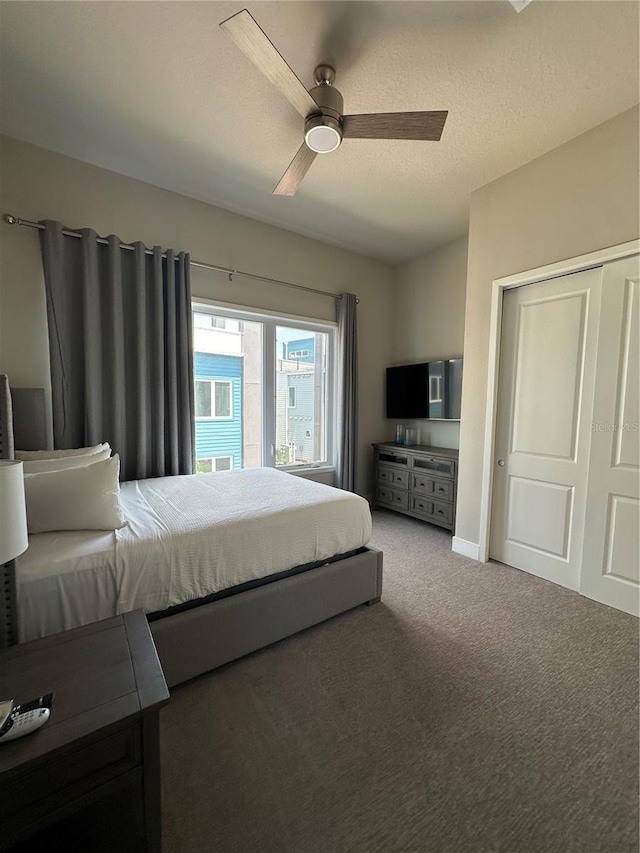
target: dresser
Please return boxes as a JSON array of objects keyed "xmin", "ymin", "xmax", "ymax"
[{"xmin": 372, "ymin": 443, "xmax": 459, "ymax": 531}]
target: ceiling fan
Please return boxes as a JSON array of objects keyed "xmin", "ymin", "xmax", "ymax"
[{"xmin": 220, "ymin": 9, "xmax": 448, "ymax": 196}]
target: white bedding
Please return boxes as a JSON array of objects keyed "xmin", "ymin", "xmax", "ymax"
[{"xmin": 17, "ymin": 468, "xmax": 372, "ymax": 641}]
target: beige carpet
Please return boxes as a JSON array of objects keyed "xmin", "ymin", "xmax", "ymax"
[{"xmin": 161, "ymin": 510, "xmax": 639, "ymax": 853}]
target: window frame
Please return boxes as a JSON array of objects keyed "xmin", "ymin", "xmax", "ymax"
[
  {"xmin": 288, "ymin": 386, "xmax": 297, "ymax": 409},
  {"xmin": 192, "ymin": 299, "xmax": 336, "ymax": 472},
  {"xmin": 194, "ymin": 378, "xmax": 233, "ymax": 420},
  {"xmin": 196, "ymin": 455, "xmax": 234, "ymax": 473},
  {"xmin": 429, "ymin": 375, "xmax": 442, "ymax": 404}
]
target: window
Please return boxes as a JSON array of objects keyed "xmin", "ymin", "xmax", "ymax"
[
  {"xmin": 192, "ymin": 305, "xmax": 335, "ymax": 471},
  {"xmin": 429, "ymin": 375, "xmax": 442, "ymax": 403},
  {"xmin": 196, "ymin": 456, "xmax": 233, "ymax": 473},
  {"xmin": 195, "ymin": 380, "xmax": 232, "ymax": 419}
]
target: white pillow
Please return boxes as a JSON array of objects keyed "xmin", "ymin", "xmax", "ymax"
[
  {"xmin": 22, "ymin": 447, "xmax": 112, "ymax": 474},
  {"xmin": 24, "ymin": 454, "xmax": 126, "ymax": 534},
  {"xmin": 16, "ymin": 443, "xmax": 110, "ymax": 461}
]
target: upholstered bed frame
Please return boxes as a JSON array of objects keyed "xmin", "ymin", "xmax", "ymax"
[{"xmin": 0, "ymin": 376, "xmax": 383, "ymax": 687}]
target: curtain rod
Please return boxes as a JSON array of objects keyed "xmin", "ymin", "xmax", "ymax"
[{"xmin": 3, "ymin": 213, "xmax": 347, "ymax": 302}]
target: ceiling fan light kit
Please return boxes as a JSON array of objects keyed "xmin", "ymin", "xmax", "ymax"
[
  {"xmin": 305, "ymin": 68, "xmax": 343, "ymax": 153},
  {"xmin": 220, "ymin": 8, "xmax": 448, "ymax": 195},
  {"xmin": 305, "ymin": 116, "xmax": 342, "ymax": 154}
]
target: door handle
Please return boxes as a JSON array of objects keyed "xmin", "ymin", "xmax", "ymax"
[{"xmin": 497, "ymin": 459, "xmax": 505, "ymax": 467}]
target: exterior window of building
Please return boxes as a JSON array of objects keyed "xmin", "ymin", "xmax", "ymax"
[
  {"xmin": 429, "ymin": 375, "xmax": 442, "ymax": 404},
  {"xmin": 195, "ymin": 380, "xmax": 211, "ymax": 418},
  {"xmin": 192, "ymin": 305, "xmax": 335, "ymax": 472},
  {"xmin": 214, "ymin": 381, "xmax": 232, "ymax": 418},
  {"xmin": 196, "ymin": 456, "xmax": 233, "ymax": 474},
  {"xmin": 195, "ymin": 380, "xmax": 232, "ymax": 419}
]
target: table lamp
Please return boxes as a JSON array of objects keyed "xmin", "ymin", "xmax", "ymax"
[{"xmin": 0, "ymin": 460, "xmax": 28, "ymax": 566}]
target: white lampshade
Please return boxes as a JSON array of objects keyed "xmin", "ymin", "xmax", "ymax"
[{"xmin": 0, "ymin": 460, "xmax": 29, "ymax": 564}]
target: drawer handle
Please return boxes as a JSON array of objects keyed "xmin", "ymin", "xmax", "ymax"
[
  {"xmin": 396, "ymin": 496, "xmax": 402, "ymax": 503},
  {"xmin": 436, "ymin": 509, "xmax": 444, "ymax": 515},
  {"xmin": 417, "ymin": 503, "xmax": 424, "ymax": 509}
]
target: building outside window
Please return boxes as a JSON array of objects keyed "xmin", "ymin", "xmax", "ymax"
[
  {"xmin": 195, "ymin": 380, "xmax": 232, "ymax": 419},
  {"xmin": 192, "ymin": 305, "xmax": 335, "ymax": 473},
  {"xmin": 195, "ymin": 456, "xmax": 233, "ymax": 473}
]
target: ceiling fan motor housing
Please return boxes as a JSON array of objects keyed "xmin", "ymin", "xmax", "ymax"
[{"xmin": 305, "ymin": 76, "xmax": 344, "ymax": 153}]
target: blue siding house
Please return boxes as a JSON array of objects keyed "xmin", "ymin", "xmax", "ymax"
[
  {"xmin": 194, "ymin": 352, "xmax": 243, "ymax": 470},
  {"xmin": 284, "ymin": 337, "xmax": 315, "ymax": 363}
]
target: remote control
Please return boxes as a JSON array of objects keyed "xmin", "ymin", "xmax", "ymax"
[
  {"xmin": 14, "ymin": 693, "xmax": 54, "ymax": 714},
  {"xmin": 0, "ymin": 708, "xmax": 50, "ymax": 742}
]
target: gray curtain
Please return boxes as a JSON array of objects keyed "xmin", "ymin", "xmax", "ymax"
[
  {"xmin": 336, "ymin": 293, "xmax": 358, "ymax": 492},
  {"xmin": 39, "ymin": 220, "xmax": 194, "ymax": 481}
]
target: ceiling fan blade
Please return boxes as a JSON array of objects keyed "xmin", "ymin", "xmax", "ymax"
[
  {"xmin": 342, "ymin": 111, "xmax": 448, "ymax": 141},
  {"xmin": 220, "ymin": 9, "xmax": 318, "ymax": 118},
  {"xmin": 273, "ymin": 144, "xmax": 317, "ymax": 196}
]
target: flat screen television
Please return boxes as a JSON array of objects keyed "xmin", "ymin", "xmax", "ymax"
[{"xmin": 386, "ymin": 359, "xmax": 462, "ymax": 420}]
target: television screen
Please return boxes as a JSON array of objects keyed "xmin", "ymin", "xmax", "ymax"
[
  {"xmin": 386, "ymin": 363, "xmax": 429, "ymax": 418},
  {"xmin": 386, "ymin": 359, "xmax": 462, "ymax": 420}
]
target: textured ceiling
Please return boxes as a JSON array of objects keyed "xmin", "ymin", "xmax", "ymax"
[{"xmin": 1, "ymin": 1, "xmax": 638, "ymax": 263}]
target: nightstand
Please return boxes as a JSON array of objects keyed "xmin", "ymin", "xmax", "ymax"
[{"xmin": 0, "ymin": 611, "xmax": 169, "ymax": 852}]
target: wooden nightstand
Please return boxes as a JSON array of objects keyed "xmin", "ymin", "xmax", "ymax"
[{"xmin": 0, "ymin": 611, "xmax": 169, "ymax": 852}]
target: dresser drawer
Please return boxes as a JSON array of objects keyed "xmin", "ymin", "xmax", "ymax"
[
  {"xmin": 431, "ymin": 479, "xmax": 454, "ymax": 501},
  {"xmin": 431, "ymin": 499, "xmax": 453, "ymax": 525},
  {"xmin": 376, "ymin": 485, "xmax": 409, "ymax": 510},
  {"xmin": 411, "ymin": 473, "xmax": 453, "ymax": 501},
  {"xmin": 376, "ymin": 449, "xmax": 410, "ymax": 468},
  {"xmin": 410, "ymin": 495, "xmax": 433, "ymax": 517},
  {"xmin": 379, "ymin": 466, "xmax": 409, "ymax": 489},
  {"xmin": 377, "ymin": 465, "xmax": 395, "ymax": 485},
  {"xmin": 2, "ymin": 725, "xmax": 141, "ymax": 822},
  {"xmin": 413, "ymin": 456, "xmax": 455, "ymax": 478},
  {"xmin": 412, "ymin": 473, "xmax": 434, "ymax": 495}
]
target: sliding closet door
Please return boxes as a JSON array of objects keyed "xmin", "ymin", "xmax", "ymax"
[
  {"xmin": 581, "ymin": 255, "xmax": 640, "ymax": 616},
  {"xmin": 490, "ymin": 267, "xmax": 603, "ymax": 590}
]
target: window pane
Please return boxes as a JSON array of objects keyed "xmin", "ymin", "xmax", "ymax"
[
  {"xmin": 195, "ymin": 381, "xmax": 211, "ymax": 417},
  {"xmin": 214, "ymin": 382, "xmax": 231, "ymax": 418},
  {"xmin": 196, "ymin": 458, "xmax": 213, "ymax": 473},
  {"xmin": 276, "ymin": 327, "xmax": 328, "ymax": 467},
  {"xmin": 193, "ymin": 312, "xmax": 263, "ymax": 471}
]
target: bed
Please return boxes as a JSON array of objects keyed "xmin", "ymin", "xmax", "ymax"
[{"xmin": 0, "ymin": 377, "xmax": 382, "ymax": 687}]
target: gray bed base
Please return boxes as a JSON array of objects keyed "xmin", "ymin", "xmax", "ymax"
[
  {"xmin": 151, "ymin": 546, "xmax": 383, "ymax": 687},
  {"xmin": 0, "ymin": 375, "xmax": 384, "ymax": 685}
]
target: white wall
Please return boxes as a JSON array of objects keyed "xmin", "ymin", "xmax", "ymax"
[
  {"xmin": 457, "ymin": 105, "xmax": 640, "ymax": 546},
  {"xmin": 389, "ymin": 235, "xmax": 468, "ymax": 449},
  {"xmin": 0, "ymin": 135, "xmax": 396, "ymax": 496}
]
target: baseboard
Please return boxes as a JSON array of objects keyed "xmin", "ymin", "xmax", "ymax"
[{"xmin": 452, "ymin": 536, "xmax": 481, "ymax": 561}]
